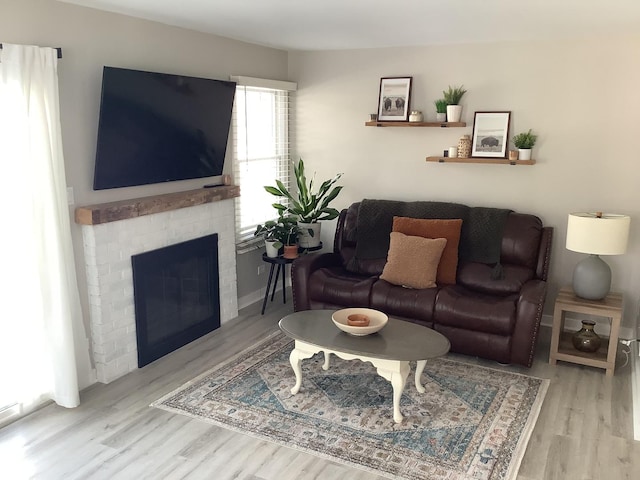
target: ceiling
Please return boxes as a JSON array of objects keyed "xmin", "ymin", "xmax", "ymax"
[{"xmin": 60, "ymin": 0, "xmax": 640, "ymax": 51}]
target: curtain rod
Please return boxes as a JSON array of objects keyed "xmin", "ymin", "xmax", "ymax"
[{"xmin": 0, "ymin": 44, "xmax": 63, "ymax": 59}]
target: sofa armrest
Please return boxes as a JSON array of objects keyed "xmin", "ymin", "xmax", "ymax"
[
  {"xmin": 511, "ymin": 279, "xmax": 548, "ymax": 367},
  {"xmin": 292, "ymin": 252, "xmax": 342, "ymax": 311}
]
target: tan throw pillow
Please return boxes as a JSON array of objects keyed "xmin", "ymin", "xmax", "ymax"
[
  {"xmin": 392, "ymin": 217, "xmax": 463, "ymax": 285},
  {"xmin": 380, "ymin": 232, "xmax": 447, "ymax": 289}
]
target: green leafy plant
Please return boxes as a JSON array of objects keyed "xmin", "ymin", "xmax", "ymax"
[
  {"xmin": 442, "ymin": 85, "xmax": 467, "ymax": 105},
  {"xmin": 434, "ymin": 98, "xmax": 447, "ymax": 113},
  {"xmin": 254, "ymin": 215, "xmax": 301, "ymax": 248},
  {"xmin": 265, "ymin": 158, "xmax": 343, "ymax": 224},
  {"xmin": 513, "ymin": 129, "xmax": 538, "ymax": 149}
]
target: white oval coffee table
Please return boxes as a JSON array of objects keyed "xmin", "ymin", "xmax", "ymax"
[{"xmin": 279, "ymin": 309, "xmax": 451, "ymax": 423}]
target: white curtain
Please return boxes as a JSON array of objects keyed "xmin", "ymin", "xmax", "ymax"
[{"xmin": 0, "ymin": 44, "xmax": 83, "ymax": 409}]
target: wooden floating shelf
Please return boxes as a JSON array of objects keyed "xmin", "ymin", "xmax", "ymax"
[
  {"xmin": 365, "ymin": 121, "xmax": 466, "ymax": 128},
  {"xmin": 426, "ymin": 156, "xmax": 536, "ymax": 165}
]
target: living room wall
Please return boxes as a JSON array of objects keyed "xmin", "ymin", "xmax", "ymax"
[
  {"xmin": 288, "ymin": 35, "xmax": 640, "ymax": 335},
  {"xmin": 2, "ymin": 0, "xmax": 289, "ymax": 388}
]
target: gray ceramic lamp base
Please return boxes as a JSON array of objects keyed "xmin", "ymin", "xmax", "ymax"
[{"xmin": 572, "ymin": 254, "xmax": 612, "ymax": 300}]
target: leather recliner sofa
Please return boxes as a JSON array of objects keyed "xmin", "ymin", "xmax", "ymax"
[{"xmin": 292, "ymin": 200, "xmax": 553, "ymax": 367}]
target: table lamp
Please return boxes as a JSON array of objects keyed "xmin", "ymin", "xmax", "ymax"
[{"xmin": 566, "ymin": 212, "xmax": 630, "ymax": 300}]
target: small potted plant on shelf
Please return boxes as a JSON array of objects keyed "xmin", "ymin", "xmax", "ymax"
[
  {"xmin": 442, "ymin": 85, "xmax": 467, "ymax": 123},
  {"xmin": 265, "ymin": 158, "xmax": 343, "ymax": 249},
  {"xmin": 513, "ymin": 129, "xmax": 537, "ymax": 161},
  {"xmin": 434, "ymin": 98, "xmax": 447, "ymax": 122}
]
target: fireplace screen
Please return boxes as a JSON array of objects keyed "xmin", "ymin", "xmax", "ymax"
[{"xmin": 132, "ymin": 234, "xmax": 220, "ymax": 367}]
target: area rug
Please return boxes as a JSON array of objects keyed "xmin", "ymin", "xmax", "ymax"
[{"xmin": 152, "ymin": 332, "xmax": 548, "ymax": 480}]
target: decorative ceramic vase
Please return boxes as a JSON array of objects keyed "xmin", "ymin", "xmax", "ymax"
[
  {"xmin": 409, "ymin": 111, "xmax": 423, "ymax": 122},
  {"xmin": 518, "ymin": 148, "xmax": 532, "ymax": 161},
  {"xmin": 436, "ymin": 112, "xmax": 447, "ymax": 122},
  {"xmin": 572, "ymin": 320, "xmax": 602, "ymax": 353},
  {"xmin": 446, "ymin": 105, "xmax": 462, "ymax": 123},
  {"xmin": 457, "ymin": 135, "xmax": 471, "ymax": 158},
  {"xmin": 283, "ymin": 244, "xmax": 299, "ymax": 259}
]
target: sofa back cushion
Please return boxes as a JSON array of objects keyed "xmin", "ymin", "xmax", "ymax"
[
  {"xmin": 338, "ymin": 202, "xmax": 388, "ymax": 276},
  {"xmin": 335, "ymin": 202, "xmax": 545, "ymax": 292}
]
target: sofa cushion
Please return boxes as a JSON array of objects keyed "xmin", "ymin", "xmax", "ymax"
[
  {"xmin": 380, "ymin": 233, "xmax": 447, "ymax": 289},
  {"xmin": 392, "ymin": 216, "xmax": 462, "ymax": 285},
  {"xmin": 434, "ymin": 285, "xmax": 517, "ymax": 336},
  {"xmin": 307, "ymin": 266, "xmax": 376, "ymax": 308},
  {"xmin": 371, "ymin": 279, "xmax": 437, "ymax": 324},
  {"xmin": 457, "ymin": 262, "xmax": 534, "ymax": 295}
]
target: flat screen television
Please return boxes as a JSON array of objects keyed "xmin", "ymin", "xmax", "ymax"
[{"xmin": 93, "ymin": 66, "xmax": 236, "ymax": 190}]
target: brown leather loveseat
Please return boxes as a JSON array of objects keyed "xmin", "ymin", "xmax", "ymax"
[{"xmin": 292, "ymin": 200, "xmax": 553, "ymax": 367}]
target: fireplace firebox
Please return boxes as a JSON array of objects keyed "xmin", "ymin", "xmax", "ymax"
[{"xmin": 132, "ymin": 233, "xmax": 220, "ymax": 367}]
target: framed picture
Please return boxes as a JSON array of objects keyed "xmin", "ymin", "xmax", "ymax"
[
  {"xmin": 471, "ymin": 111, "xmax": 511, "ymax": 158},
  {"xmin": 377, "ymin": 77, "xmax": 412, "ymax": 121}
]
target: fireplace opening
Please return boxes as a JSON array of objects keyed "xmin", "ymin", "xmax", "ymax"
[{"xmin": 132, "ymin": 233, "xmax": 220, "ymax": 367}]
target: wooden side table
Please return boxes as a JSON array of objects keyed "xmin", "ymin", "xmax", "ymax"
[{"xmin": 549, "ymin": 286, "xmax": 623, "ymax": 376}]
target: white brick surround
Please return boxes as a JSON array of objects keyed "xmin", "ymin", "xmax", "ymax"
[{"xmin": 81, "ymin": 199, "xmax": 238, "ymax": 384}]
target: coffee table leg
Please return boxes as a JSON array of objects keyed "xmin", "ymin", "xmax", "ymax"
[
  {"xmin": 322, "ymin": 351, "xmax": 331, "ymax": 370},
  {"xmin": 390, "ymin": 366, "xmax": 409, "ymax": 423},
  {"xmin": 415, "ymin": 360, "xmax": 427, "ymax": 393},
  {"xmin": 374, "ymin": 360, "xmax": 410, "ymax": 423},
  {"xmin": 289, "ymin": 342, "xmax": 318, "ymax": 395}
]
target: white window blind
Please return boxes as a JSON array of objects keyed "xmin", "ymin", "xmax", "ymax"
[{"xmin": 231, "ymin": 76, "xmax": 296, "ymax": 253}]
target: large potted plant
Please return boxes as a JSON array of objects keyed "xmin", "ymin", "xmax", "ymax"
[
  {"xmin": 513, "ymin": 129, "xmax": 537, "ymax": 161},
  {"xmin": 443, "ymin": 85, "xmax": 467, "ymax": 123},
  {"xmin": 265, "ymin": 158, "xmax": 343, "ymax": 248}
]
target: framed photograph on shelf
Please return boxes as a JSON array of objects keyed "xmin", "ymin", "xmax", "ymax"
[
  {"xmin": 471, "ymin": 111, "xmax": 511, "ymax": 158},
  {"xmin": 377, "ymin": 77, "xmax": 412, "ymax": 121}
]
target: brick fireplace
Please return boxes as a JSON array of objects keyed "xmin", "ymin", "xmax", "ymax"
[{"xmin": 75, "ymin": 187, "xmax": 239, "ymax": 383}]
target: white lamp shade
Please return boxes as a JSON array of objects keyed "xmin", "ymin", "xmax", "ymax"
[{"xmin": 566, "ymin": 213, "xmax": 630, "ymax": 255}]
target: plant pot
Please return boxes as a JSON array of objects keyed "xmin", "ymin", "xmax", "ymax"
[
  {"xmin": 265, "ymin": 240, "xmax": 280, "ymax": 258},
  {"xmin": 518, "ymin": 148, "xmax": 532, "ymax": 161},
  {"xmin": 446, "ymin": 105, "xmax": 462, "ymax": 123},
  {"xmin": 298, "ymin": 222, "xmax": 321, "ymax": 248},
  {"xmin": 436, "ymin": 112, "xmax": 447, "ymax": 122},
  {"xmin": 283, "ymin": 244, "xmax": 299, "ymax": 259}
]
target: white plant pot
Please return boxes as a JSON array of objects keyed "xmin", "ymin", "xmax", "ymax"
[
  {"xmin": 265, "ymin": 240, "xmax": 280, "ymax": 258},
  {"xmin": 436, "ymin": 112, "xmax": 447, "ymax": 122},
  {"xmin": 298, "ymin": 222, "xmax": 321, "ymax": 248},
  {"xmin": 518, "ymin": 148, "xmax": 532, "ymax": 161},
  {"xmin": 446, "ymin": 105, "xmax": 462, "ymax": 123}
]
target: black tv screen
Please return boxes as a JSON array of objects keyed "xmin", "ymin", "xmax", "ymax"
[{"xmin": 93, "ymin": 66, "xmax": 236, "ymax": 190}]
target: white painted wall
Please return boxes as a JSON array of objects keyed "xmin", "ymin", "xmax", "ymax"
[
  {"xmin": 1, "ymin": 0, "xmax": 289, "ymax": 389},
  {"xmin": 288, "ymin": 36, "xmax": 640, "ymax": 332}
]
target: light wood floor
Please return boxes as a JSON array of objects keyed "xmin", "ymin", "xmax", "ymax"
[{"xmin": 1, "ymin": 293, "xmax": 639, "ymax": 480}]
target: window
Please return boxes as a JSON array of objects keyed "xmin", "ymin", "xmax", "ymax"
[{"xmin": 231, "ymin": 76, "xmax": 297, "ymax": 253}]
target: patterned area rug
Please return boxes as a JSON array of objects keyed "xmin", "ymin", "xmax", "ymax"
[{"xmin": 152, "ymin": 332, "xmax": 548, "ymax": 480}]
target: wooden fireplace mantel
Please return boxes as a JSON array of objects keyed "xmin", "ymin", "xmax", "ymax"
[{"xmin": 74, "ymin": 185, "xmax": 240, "ymax": 225}]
